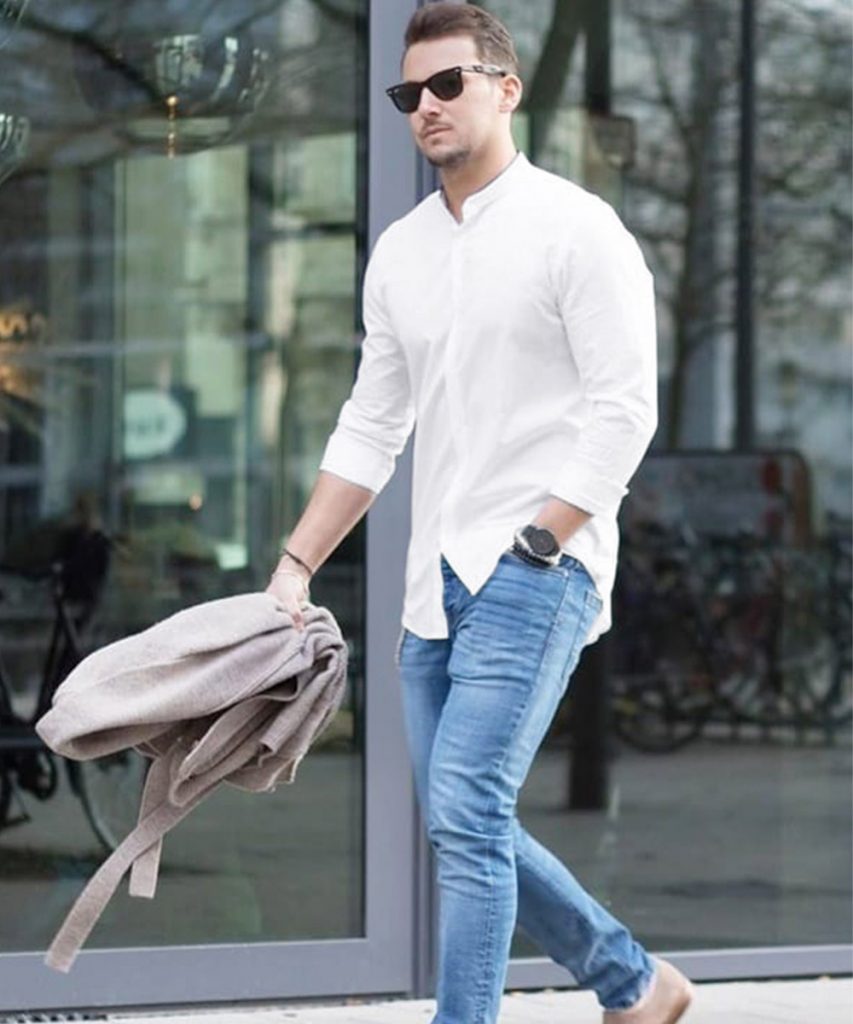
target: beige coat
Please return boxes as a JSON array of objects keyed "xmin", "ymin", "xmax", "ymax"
[{"xmin": 35, "ymin": 592, "xmax": 349, "ymax": 973}]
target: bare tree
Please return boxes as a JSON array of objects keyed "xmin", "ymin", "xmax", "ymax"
[{"xmin": 483, "ymin": 0, "xmax": 851, "ymax": 447}]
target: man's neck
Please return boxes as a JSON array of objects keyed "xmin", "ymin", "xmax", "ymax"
[{"xmin": 440, "ymin": 141, "xmax": 519, "ymax": 224}]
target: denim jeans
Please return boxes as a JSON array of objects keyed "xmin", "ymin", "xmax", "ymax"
[{"xmin": 396, "ymin": 550, "xmax": 655, "ymax": 1024}]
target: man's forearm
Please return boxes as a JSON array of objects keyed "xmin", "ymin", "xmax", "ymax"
[
  {"xmin": 533, "ymin": 495, "xmax": 592, "ymax": 547},
  {"xmin": 274, "ymin": 470, "xmax": 377, "ymax": 580},
  {"xmin": 276, "ymin": 473, "xmax": 589, "ymax": 583}
]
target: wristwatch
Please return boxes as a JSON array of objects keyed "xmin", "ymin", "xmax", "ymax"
[{"xmin": 511, "ymin": 524, "xmax": 562, "ymax": 567}]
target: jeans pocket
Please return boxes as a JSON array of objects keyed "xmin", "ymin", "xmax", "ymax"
[
  {"xmin": 394, "ymin": 625, "xmax": 407, "ymax": 669},
  {"xmin": 585, "ymin": 586, "xmax": 603, "ymax": 615},
  {"xmin": 552, "ymin": 580, "xmax": 603, "ymax": 689}
]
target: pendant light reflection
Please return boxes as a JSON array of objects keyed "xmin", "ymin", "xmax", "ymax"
[
  {"xmin": 0, "ymin": 0, "xmax": 29, "ymax": 51},
  {"xmin": 0, "ymin": 113, "xmax": 29, "ymax": 188},
  {"xmin": 72, "ymin": 31, "xmax": 269, "ymax": 158}
]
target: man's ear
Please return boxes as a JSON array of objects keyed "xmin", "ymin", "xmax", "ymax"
[{"xmin": 498, "ymin": 74, "xmax": 523, "ymax": 114}]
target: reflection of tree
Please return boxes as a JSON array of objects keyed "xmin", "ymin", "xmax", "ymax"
[
  {"xmin": 523, "ymin": 0, "xmax": 583, "ymax": 156},
  {"xmin": 483, "ymin": 0, "xmax": 851, "ymax": 448},
  {"xmin": 308, "ymin": 0, "xmax": 366, "ymax": 31},
  {"xmin": 625, "ymin": 1, "xmax": 733, "ymax": 448},
  {"xmin": 753, "ymin": 2, "xmax": 851, "ymax": 330},
  {"xmin": 621, "ymin": 0, "xmax": 850, "ymax": 446}
]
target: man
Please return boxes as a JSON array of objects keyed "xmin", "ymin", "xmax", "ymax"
[{"xmin": 267, "ymin": 4, "xmax": 694, "ymax": 1023}]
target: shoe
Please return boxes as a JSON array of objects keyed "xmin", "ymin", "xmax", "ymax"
[{"xmin": 602, "ymin": 956, "xmax": 695, "ymax": 1023}]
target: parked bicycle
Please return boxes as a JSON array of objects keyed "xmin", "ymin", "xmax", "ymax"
[
  {"xmin": 609, "ymin": 518, "xmax": 850, "ymax": 753},
  {"xmin": 0, "ymin": 526, "xmax": 148, "ymax": 852}
]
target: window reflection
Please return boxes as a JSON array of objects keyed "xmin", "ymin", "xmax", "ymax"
[
  {"xmin": 476, "ymin": 0, "xmax": 852, "ymax": 955},
  {"xmin": 0, "ymin": 0, "xmax": 368, "ymax": 953}
]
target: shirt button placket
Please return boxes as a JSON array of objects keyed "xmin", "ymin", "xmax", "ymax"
[
  {"xmin": 444, "ymin": 227, "xmax": 468, "ymax": 441},
  {"xmin": 439, "ymin": 222, "xmax": 467, "ymax": 557},
  {"xmin": 445, "ymin": 228, "xmax": 469, "ymax": 473}
]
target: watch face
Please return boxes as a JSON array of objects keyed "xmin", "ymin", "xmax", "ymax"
[{"xmin": 524, "ymin": 525, "xmax": 559, "ymax": 556}]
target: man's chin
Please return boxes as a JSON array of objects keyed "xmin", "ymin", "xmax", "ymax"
[{"xmin": 423, "ymin": 146, "xmax": 470, "ymax": 170}]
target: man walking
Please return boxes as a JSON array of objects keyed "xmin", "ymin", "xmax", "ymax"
[{"xmin": 267, "ymin": 4, "xmax": 694, "ymax": 1023}]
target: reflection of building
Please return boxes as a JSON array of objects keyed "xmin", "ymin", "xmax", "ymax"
[{"xmin": 0, "ymin": 0, "xmax": 850, "ymax": 1015}]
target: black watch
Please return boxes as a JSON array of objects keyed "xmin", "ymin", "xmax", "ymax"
[{"xmin": 511, "ymin": 524, "xmax": 561, "ymax": 567}]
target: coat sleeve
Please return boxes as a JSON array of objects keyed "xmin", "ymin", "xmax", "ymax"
[
  {"xmin": 549, "ymin": 199, "xmax": 658, "ymax": 517},
  {"xmin": 318, "ymin": 230, "xmax": 415, "ymax": 495}
]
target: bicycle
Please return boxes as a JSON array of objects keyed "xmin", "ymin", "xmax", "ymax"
[
  {"xmin": 0, "ymin": 528, "xmax": 148, "ymax": 852},
  {"xmin": 608, "ymin": 521, "xmax": 717, "ymax": 752},
  {"xmin": 609, "ymin": 520, "xmax": 849, "ymax": 752},
  {"xmin": 817, "ymin": 510, "xmax": 852, "ymax": 728}
]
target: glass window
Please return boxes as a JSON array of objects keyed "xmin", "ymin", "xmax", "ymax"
[
  {"xmin": 0, "ymin": 0, "xmax": 369, "ymax": 953},
  {"xmin": 476, "ymin": 0, "xmax": 851, "ymax": 956}
]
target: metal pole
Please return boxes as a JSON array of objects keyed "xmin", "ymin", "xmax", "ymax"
[
  {"xmin": 736, "ymin": 0, "xmax": 756, "ymax": 450},
  {"xmin": 569, "ymin": 0, "xmax": 612, "ymax": 812}
]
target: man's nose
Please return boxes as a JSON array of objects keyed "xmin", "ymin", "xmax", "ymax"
[{"xmin": 416, "ymin": 84, "xmax": 443, "ymax": 116}]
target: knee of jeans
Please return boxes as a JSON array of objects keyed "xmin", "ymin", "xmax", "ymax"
[{"xmin": 426, "ymin": 761, "xmax": 514, "ymax": 846}]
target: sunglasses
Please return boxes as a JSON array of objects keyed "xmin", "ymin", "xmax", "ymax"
[{"xmin": 385, "ymin": 63, "xmax": 507, "ymax": 114}]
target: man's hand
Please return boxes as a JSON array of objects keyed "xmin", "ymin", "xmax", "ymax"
[{"xmin": 266, "ymin": 567, "xmax": 312, "ymax": 632}]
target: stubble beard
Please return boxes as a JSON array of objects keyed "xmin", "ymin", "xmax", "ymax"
[{"xmin": 423, "ymin": 142, "xmax": 472, "ymax": 171}]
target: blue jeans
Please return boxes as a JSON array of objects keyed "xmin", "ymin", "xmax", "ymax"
[{"xmin": 397, "ymin": 550, "xmax": 655, "ymax": 1024}]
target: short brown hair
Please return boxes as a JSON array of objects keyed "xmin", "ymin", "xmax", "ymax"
[{"xmin": 403, "ymin": 2, "xmax": 520, "ymax": 78}]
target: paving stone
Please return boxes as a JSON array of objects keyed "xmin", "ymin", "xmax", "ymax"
[{"xmin": 107, "ymin": 977, "xmax": 852, "ymax": 1024}]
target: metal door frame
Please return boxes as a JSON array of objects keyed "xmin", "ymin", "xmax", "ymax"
[{"xmin": 0, "ymin": 1, "xmax": 425, "ymax": 1013}]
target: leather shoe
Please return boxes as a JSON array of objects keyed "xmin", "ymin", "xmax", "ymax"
[{"xmin": 602, "ymin": 956, "xmax": 694, "ymax": 1023}]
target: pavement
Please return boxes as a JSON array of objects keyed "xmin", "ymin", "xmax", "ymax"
[{"xmin": 104, "ymin": 976, "xmax": 853, "ymax": 1024}]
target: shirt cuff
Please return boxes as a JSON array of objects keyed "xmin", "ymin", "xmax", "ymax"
[
  {"xmin": 319, "ymin": 430, "xmax": 395, "ymax": 495},
  {"xmin": 549, "ymin": 461, "xmax": 629, "ymax": 518}
]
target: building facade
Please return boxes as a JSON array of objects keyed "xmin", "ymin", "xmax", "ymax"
[{"xmin": 0, "ymin": 0, "xmax": 850, "ymax": 1013}]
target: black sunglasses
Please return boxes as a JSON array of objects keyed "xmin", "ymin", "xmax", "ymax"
[{"xmin": 385, "ymin": 63, "xmax": 507, "ymax": 114}]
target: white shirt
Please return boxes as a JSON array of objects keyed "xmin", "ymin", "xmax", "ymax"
[{"xmin": 318, "ymin": 150, "xmax": 657, "ymax": 646}]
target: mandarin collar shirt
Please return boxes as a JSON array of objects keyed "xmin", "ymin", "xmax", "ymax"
[{"xmin": 319, "ymin": 150, "xmax": 658, "ymax": 646}]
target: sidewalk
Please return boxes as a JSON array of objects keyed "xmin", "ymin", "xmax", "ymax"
[{"xmin": 108, "ymin": 976, "xmax": 852, "ymax": 1024}]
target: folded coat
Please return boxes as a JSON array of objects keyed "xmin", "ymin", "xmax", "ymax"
[{"xmin": 35, "ymin": 592, "xmax": 349, "ymax": 973}]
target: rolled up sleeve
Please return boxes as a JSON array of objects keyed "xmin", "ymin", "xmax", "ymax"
[
  {"xmin": 550, "ymin": 200, "xmax": 658, "ymax": 517},
  {"xmin": 319, "ymin": 233, "xmax": 415, "ymax": 495}
]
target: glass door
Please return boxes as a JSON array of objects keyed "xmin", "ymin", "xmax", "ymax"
[{"xmin": 0, "ymin": 0, "xmax": 422, "ymax": 1012}]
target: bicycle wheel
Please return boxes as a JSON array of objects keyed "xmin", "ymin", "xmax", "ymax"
[
  {"xmin": 610, "ymin": 605, "xmax": 715, "ymax": 752},
  {"xmin": 72, "ymin": 749, "xmax": 150, "ymax": 852},
  {"xmin": 711, "ymin": 601, "xmax": 790, "ymax": 729},
  {"xmin": 822, "ymin": 663, "xmax": 853, "ymax": 730},
  {"xmin": 728, "ymin": 579, "xmax": 850, "ymax": 731},
  {"xmin": 780, "ymin": 596, "xmax": 848, "ymax": 727}
]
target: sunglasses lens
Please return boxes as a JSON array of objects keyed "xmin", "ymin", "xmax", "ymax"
[
  {"xmin": 387, "ymin": 67, "xmax": 465, "ymax": 113},
  {"xmin": 429, "ymin": 68, "xmax": 463, "ymax": 101},
  {"xmin": 390, "ymin": 83, "xmax": 421, "ymax": 113}
]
